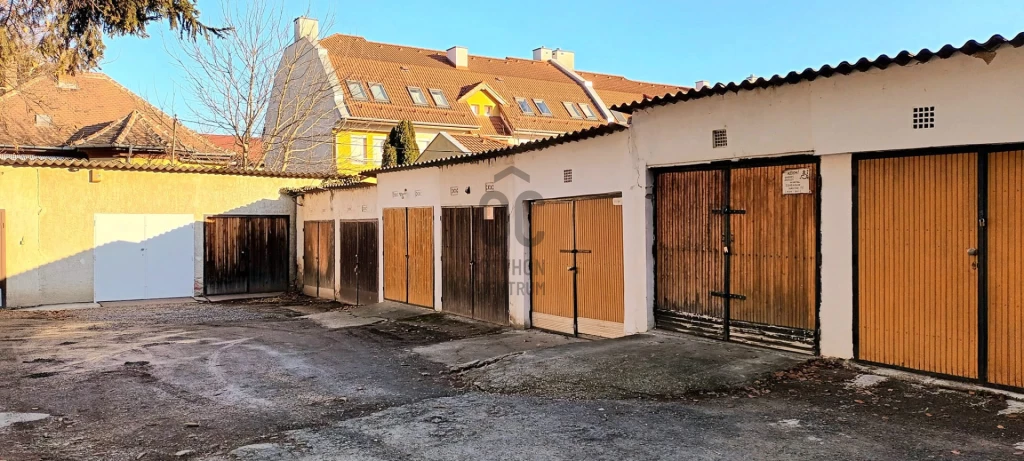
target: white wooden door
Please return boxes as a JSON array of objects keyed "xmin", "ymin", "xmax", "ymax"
[
  {"xmin": 94, "ymin": 214, "xmax": 195, "ymax": 302},
  {"xmin": 94, "ymin": 214, "xmax": 147, "ymax": 302},
  {"xmin": 143, "ymin": 214, "xmax": 196, "ymax": 299}
]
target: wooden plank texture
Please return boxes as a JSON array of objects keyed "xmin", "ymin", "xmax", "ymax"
[
  {"xmin": 730, "ymin": 164, "xmax": 817, "ymax": 330},
  {"xmin": 407, "ymin": 207, "xmax": 434, "ymax": 308},
  {"xmin": 655, "ymin": 170, "xmax": 725, "ymax": 318},
  {"xmin": 357, "ymin": 220, "xmax": 380, "ymax": 304},
  {"xmin": 574, "ymin": 197, "xmax": 625, "ymax": 328},
  {"xmin": 338, "ymin": 221, "xmax": 359, "ymax": 304},
  {"xmin": 988, "ymin": 150, "xmax": 1024, "ymax": 387},
  {"xmin": 442, "ymin": 207, "xmax": 474, "ymax": 317},
  {"xmin": 473, "ymin": 206, "xmax": 509, "ymax": 325},
  {"xmin": 530, "ymin": 200, "xmax": 575, "ymax": 332},
  {"xmin": 383, "ymin": 208, "xmax": 408, "ymax": 302},
  {"xmin": 858, "ymin": 153, "xmax": 979, "ymax": 378}
]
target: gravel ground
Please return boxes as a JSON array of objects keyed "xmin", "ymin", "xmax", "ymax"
[{"xmin": 0, "ymin": 299, "xmax": 1022, "ymax": 460}]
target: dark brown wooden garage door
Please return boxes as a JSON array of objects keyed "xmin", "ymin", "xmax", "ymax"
[
  {"xmin": 382, "ymin": 207, "xmax": 434, "ymax": 308},
  {"xmin": 857, "ymin": 148, "xmax": 1024, "ymax": 389},
  {"xmin": 441, "ymin": 206, "xmax": 509, "ymax": 325},
  {"xmin": 530, "ymin": 197, "xmax": 624, "ymax": 338},
  {"xmin": 205, "ymin": 216, "xmax": 289, "ymax": 295},
  {"xmin": 338, "ymin": 220, "xmax": 379, "ymax": 305},
  {"xmin": 0, "ymin": 209, "xmax": 6, "ymax": 307},
  {"xmin": 655, "ymin": 160, "xmax": 818, "ymax": 353},
  {"xmin": 302, "ymin": 220, "xmax": 334, "ymax": 299}
]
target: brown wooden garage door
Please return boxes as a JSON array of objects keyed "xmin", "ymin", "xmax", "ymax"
[
  {"xmin": 338, "ymin": 220, "xmax": 379, "ymax": 305},
  {"xmin": 302, "ymin": 220, "xmax": 335, "ymax": 299},
  {"xmin": 382, "ymin": 207, "xmax": 434, "ymax": 308},
  {"xmin": 441, "ymin": 206, "xmax": 510, "ymax": 325},
  {"xmin": 857, "ymin": 149, "xmax": 1024, "ymax": 389},
  {"xmin": 530, "ymin": 196, "xmax": 624, "ymax": 338},
  {"xmin": 204, "ymin": 216, "xmax": 290, "ymax": 295},
  {"xmin": 655, "ymin": 160, "xmax": 818, "ymax": 353}
]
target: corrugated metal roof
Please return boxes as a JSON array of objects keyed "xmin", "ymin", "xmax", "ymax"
[
  {"xmin": 0, "ymin": 157, "xmax": 342, "ymax": 179},
  {"xmin": 360, "ymin": 123, "xmax": 628, "ymax": 177},
  {"xmin": 614, "ymin": 32, "xmax": 1024, "ymax": 114},
  {"xmin": 282, "ymin": 179, "xmax": 378, "ymax": 196}
]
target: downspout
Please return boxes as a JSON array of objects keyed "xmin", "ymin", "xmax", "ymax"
[{"xmin": 548, "ymin": 59, "xmax": 616, "ymax": 124}]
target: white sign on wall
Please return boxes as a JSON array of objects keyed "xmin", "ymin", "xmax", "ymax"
[{"xmin": 782, "ymin": 168, "xmax": 812, "ymax": 195}]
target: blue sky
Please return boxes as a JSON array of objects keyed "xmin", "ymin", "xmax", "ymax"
[{"xmin": 99, "ymin": 0, "xmax": 1024, "ymax": 133}]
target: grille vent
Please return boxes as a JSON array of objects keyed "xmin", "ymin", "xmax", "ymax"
[
  {"xmin": 712, "ymin": 129, "xmax": 728, "ymax": 148},
  {"xmin": 563, "ymin": 169, "xmax": 573, "ymax": 183},
  {"xmin": 913, "ymin": 107, "xmax": 935, "ymax": 129}
]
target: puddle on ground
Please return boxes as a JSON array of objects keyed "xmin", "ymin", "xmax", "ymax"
[{"xmin": 0, "ymin": 412, "xmax": 49, "ymax": 429}]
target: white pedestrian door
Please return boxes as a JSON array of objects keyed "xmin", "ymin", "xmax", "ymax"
[{"xmin": 94, "ymin": 214, "xmax": 195, "ymax": 302}]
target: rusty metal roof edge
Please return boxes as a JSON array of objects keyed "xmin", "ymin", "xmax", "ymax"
[
  {"xmin": 360, "ymin": 123, "xmax": 628, "ymax": 177},
  {"xmin": 613, "ymin": 31, "xmax": 1024, "ymax": 114},
  {"xmin": 0, "ymin": 157, "xmax": 343, "ymax": 179}
]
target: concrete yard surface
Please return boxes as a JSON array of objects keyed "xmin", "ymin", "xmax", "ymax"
[
  {"xmin": 412, "ymin": 329, "xmax": 583, "ymax": 367},
  {"xmin": 457, "ymin": 331, "xmax": 807, "ymax": 399},
  {"xmin": 1, "ymin": 298, "xmax": 1022, "ymax": 460}
]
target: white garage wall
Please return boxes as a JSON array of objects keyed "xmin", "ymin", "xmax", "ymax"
[
  {"xmin": 376, "ymin": 168, "xmax": 442, "ymax": 308},
  {"xmin": 296, "ymin": 184, "xmax": 379, "ymax": 300},
  {"xmin": 629, "ymin": 46, "xmax": 1024, "ymax": 359}
]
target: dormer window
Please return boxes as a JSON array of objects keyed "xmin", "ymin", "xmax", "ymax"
[
  {"xmin": 563, "ymin": 102, "xmax": 583, "ymax": 119},
  {"xmin": 407, "ymin": 87, "xmax": 428, "ymax": 105},
  {"xmin": 579, "ymin": 103, "xmax": 598, "ymax": 120},
  {"xmin": 533, "ymin": 99, "xmax": 552, "ymax": 117},
  {"xmin": 347, "ymin": 81, "xmax": 367, "ymax": 100},
  {"xmin": 368, "ymin": 82, "xmax": 389, "ymax": 102},
  {"xmin": 515, "ymin": 97, "xmax": 534, "ymax": 115},
  {"xmin": 429, "ymin": 89, "xmax": 449, "ymax": 107}
]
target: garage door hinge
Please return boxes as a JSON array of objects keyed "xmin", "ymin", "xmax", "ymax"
[{"xmin": 710, "ymin": 291, "xmax": 747, "ymax": 300}]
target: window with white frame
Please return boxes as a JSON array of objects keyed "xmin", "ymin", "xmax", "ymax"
[
  {"xmin": 347, "ymin": 81, "xmax": 367, "ymax": 100},
  {"xmin": 428, "ymin": 89, "xmax": 449, "ymax": 107},
  {"xmin": 371, "ymin": 138, "xmax": 384, "ymax": 161},
  {"xmin": 533, "ymin": 99, "xmax": 552, "ymax": 116},
  {"xmin": 407, "ymin": 87, "xmax": 428, "ymax": 105},
  {"xmin": 368, "ymin": 83, "xmax": 389, "ymax": 102},
  {"xmin": 515, "ymin": 97, "xmax": 534, "ymax": 115},
  {"xmin": 562, "ymin": 102, "xmax": 583, "ymax": 119},
  {"xmin": 579, "ymin": 103, "xmax": 598, "ymax": 120},
  {"xmin": 471, "ymin": 104, "xmax": 480, "ymax": 115},
  {"xmin": 351, "ymin": 135, "xmax": 367, "ymax": 162},
  {"xmin": 484, "ymin": 105, "xmax": 493, "ymax": 116}
]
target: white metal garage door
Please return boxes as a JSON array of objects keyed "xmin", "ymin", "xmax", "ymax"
[{"xmin": 94, "ymin": 214, "xmax": 195, "ymax": 302}]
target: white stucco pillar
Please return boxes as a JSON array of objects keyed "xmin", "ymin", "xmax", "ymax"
[
  {"xmin": 621, "ymin": 164, "xmax": 655, "ymax": 334},
  {"xmin": 818, "ymin": 153, "xmax": 855, "ymax": 358}
]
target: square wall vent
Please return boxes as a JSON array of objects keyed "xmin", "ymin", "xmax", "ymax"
[
  {"xmin": 712, "ymin": 129, "xmax": 728, "ymax": 148},
  {"xmin": 913, "ymin": 106, "xmax": 935, "ymax": 129},
  {"xmin": 563, "ymin": 169, "xmax": 573, "ymax": 183}
]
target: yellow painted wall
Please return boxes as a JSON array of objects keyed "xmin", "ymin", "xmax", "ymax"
[
  {"xmin": 336, "ymin": 130, "xmax": 388, "ymax": 175},
  {"xmin": 466, "ymin": 91, "xmax": 498, "ymax": 116},
  {"xmin": 0, "ymin": 165, "xmax": 318, "ymax": 307}
]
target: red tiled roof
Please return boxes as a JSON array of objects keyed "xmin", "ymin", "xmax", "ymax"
[
  {"xmin": 447, "ymin": 134, "xmax": 508, "ymax": 153},
  {"xmin": 202, "ymin": 134, "xmax": 265, "ymax": 165},
  {"xmin": 319, "ymin": 35, "xmax": 685, "ymax": 135},
  {"xmin": 0, "ymin": 73, "xmax": 223, "ymax": 155}
]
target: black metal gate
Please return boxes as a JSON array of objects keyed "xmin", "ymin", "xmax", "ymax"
[
  {"xmin": 338, "ymin": 220, "xmax": 379, "ymax": 305},
  {"xmin": 204, "ymin": 215, "xmax": 290, "ymax": 295},
  {"xmin": 441, "ymin": 206, "xmax": 509, "ymax": 325},
  {"xmin": 654, "ymin": 159, "xmax": 820, "ymax": 354}
]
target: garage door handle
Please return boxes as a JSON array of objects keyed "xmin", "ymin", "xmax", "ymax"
[
  {"xmin": 967, "ymin": 248, "xmax": 979, "ymax": 256},
  {"xmin": 567, "ymin": 266, "xmax": 577, "ymax": 272}
]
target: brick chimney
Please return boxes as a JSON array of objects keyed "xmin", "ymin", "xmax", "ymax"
[
  {"xmin": 447, "ymin": 46, "xmax": 468, "ymax": 68},
  {"xmin": 294, "ymin": 17, "xmax": 319, "ymax": 42}
]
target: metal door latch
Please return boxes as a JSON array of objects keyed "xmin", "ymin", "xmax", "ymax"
[{"xmin": 967, "ymin": 248, "xmax": 979, "ymax": 256}]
